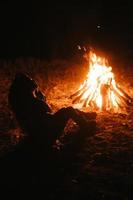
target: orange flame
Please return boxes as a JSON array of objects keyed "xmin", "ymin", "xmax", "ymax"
[{"xmin": 75, "ymin": 51, "xmax": 126, "ymax": 111}]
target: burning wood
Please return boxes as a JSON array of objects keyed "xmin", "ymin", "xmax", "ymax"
[{"xmin": 70, "ymin": 51, "xmax": 132, "ymax": 112}]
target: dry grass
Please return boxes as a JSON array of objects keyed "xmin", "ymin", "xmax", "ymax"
[
  {"xmin": 0, "ymin": 56, "xmax": 133, "ymax": 154},
  {"xmin": 0, "ymin": 56, "xmax": 133, "ymax": 199},
  {"xmin": 0, "ymin": 57, "xmax": 88, "ymax": 155}
]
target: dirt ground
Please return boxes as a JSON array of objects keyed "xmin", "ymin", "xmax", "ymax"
[{"xmin": 0, "ymin": 56, "xmax": 133, "ymax": 199}]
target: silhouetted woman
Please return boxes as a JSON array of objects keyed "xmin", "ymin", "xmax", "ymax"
[{"xmin": 9, "ymin": 73, "xmax": 96, "ymax": 151}]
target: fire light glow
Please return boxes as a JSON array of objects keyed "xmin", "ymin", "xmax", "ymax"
[{"xmin": 71, "ymin": 51, "xmax": 131, "ymax": 112}]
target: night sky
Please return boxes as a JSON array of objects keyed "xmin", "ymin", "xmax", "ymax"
[{"xmin": 0, "ymin": 1, "xmax": 133, "ymax": 59}]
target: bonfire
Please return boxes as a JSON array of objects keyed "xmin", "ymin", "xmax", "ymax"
[{"xmin": 70, "ymin": 51, "xmax": 132, "ymax": 112}]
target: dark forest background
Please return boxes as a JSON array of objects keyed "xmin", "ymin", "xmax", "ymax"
[{"xmin": 0, "ymin": 1, "xmax": 133, "ymax": 60}]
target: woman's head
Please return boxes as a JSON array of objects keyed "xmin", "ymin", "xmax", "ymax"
[
  {"xmin": 14, "ymin": 73, "xmax": 37, "ymax": 92},
  {"xmin": 8, "ymin": 73, "xmax": 38, "ymax": 113}
]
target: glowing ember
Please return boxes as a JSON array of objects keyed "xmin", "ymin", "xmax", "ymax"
[{"xmin": 71, "ymin": 51, "xmax": 132, "ymax": 112}]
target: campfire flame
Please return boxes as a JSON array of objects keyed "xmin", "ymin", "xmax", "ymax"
[{"xmin": 71, "ymin": 51, "xmax": 132, "ymax": 112}]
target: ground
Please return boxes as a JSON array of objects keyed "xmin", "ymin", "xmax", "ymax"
[{"xmin": 0, "ymin": 55, "xmax": 133, "ymax": 199}]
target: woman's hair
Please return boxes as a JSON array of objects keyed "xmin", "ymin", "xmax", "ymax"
[
  {"xmin": 8, "ymin": 73, "xmax": 37, "ymax": 113},
  {"xmin": 13, "ymin": 73, "xmax": 37, "ymax": 91}
]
